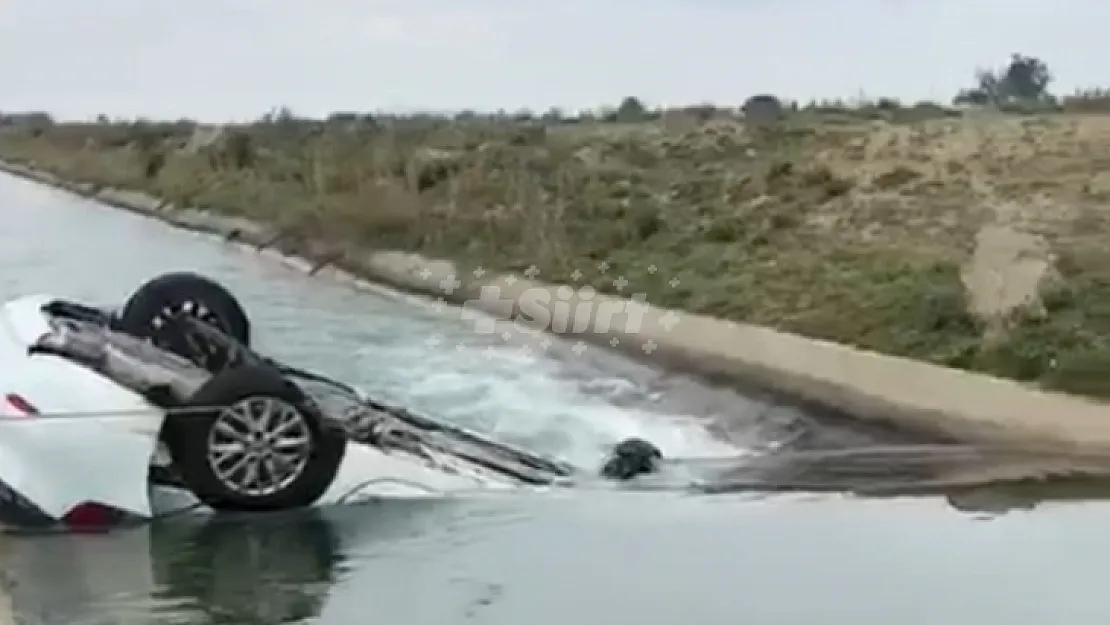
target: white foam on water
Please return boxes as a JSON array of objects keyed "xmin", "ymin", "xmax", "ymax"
[
  {"xmin": 361, "ymin": 331, "xmax": 740, "ymax": 470},
  {"xmin": 234, "ymin": 242, "xmax": 748, "ymax": 471}
]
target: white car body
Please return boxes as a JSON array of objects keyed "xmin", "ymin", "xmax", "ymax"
[{"xmin": 0, "ymin": 294, "xmax": 527, "ymax": 529}]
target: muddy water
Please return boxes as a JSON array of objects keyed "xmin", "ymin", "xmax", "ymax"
[{"xmin": 1, "ymin": 172, "xmax": 1106, "ymax": 625}]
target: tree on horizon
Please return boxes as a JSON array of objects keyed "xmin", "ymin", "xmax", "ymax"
[{"xmin": 954, "ymin": 53, "xmax": 1053, "ymax": 105}]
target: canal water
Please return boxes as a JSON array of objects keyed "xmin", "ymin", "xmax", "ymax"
[{"xmin": 1, "ymin": 172, "xmax": 1109, "ymax": 624}]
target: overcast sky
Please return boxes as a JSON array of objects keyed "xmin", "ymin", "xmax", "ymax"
[{"xmin": 0, "ymin": 0, "xmax": 1105, "ymax": 121}]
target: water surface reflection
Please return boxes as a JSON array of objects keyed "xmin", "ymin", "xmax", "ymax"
[
  {"xmin": 6, "ymin": 483, "xmax": 1110, "ymax": 625},
  {"xmin": 150, "ymin": 512, "xmax": 348, "ymax": 625}
]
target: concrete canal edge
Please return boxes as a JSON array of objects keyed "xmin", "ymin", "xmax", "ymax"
[{"xmin": 4, "ymin": 160, "xmax": 1110, "ymax": 451}]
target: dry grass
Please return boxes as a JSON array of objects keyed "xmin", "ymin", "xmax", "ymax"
[{"xmin": 3, "ymin": 108, "xmax": 1110, "ymax": 398}]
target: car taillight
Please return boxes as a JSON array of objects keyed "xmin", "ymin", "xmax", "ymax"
[
  {"xmin": 62, "ymin": 501, "xmax": 123, "ymax": 532},
  {"xmin": 3, "ymin": 393, "xmax": 38, "ymax": 416}
]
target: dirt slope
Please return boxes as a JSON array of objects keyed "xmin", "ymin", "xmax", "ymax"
[{"xmin": 2, "ymin": 112, "xmax": 1109, "ymax": 397}]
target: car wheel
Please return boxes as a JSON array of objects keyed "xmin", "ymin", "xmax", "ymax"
[
  {"xmin": 116, "ymin": 272, "xmax": 250, "ymax": 371},
  {"xmin": 163, "ymin": 365, "xmax": 347, "ymax": 512}
]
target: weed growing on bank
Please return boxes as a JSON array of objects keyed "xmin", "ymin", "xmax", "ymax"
[{"xmin": 3, "ymin": 97, "xmax": 1110, "ymax": 398}]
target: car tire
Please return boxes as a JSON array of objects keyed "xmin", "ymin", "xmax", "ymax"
[
  {"xmin": 116, "ymin": 272, "xmax": 250, "ymax": 371},
  {"xmin": 163, "ymin": 365, "xmax": 347, "ymax": 512}
]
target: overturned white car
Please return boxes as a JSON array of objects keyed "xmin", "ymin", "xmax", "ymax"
[{"xmin": 0, "ymin": 272, "xmax": 664, "ymax": 530}]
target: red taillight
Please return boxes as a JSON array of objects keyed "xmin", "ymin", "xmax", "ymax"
[
  {"xmin": 62, "ymin": 502, "xmax": 120, "ymax": 532},
  {"xmin": 3, "ymin": 393, "xmax": 38, "ymax": 416}
]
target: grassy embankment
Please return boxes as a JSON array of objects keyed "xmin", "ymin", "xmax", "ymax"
[{"xmin": 2, "ymin": 103, "xmax": 1110, "ymax": 397}]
